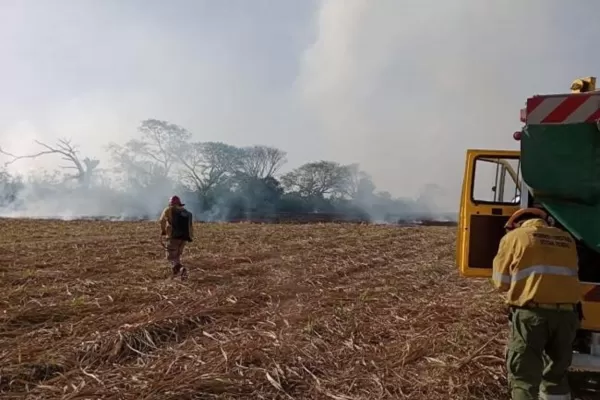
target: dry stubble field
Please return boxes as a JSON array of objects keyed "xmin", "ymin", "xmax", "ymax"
[{"xmin": 0, "ymin": 219, "xmax": 508, "ymax": 400}]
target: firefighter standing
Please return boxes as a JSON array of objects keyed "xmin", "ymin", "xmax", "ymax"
[
  {"xmin": 159, "ymin": 195, "xmax": 194, "ymax": 278},
  {"xmin": 492, "ymin": 208, "xmax": 581, "ymax": 400}
]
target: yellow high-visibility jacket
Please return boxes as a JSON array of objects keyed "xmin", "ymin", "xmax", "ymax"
[
  {"xmin": 492, "ymin": 218, "xmax": 580, "ymax": 306},
  {"xmin": 159, "ymin": 205, "xmax": 194, "ymax": 241}
]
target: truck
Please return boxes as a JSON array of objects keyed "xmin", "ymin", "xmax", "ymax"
[{"xmin": 456, "ymin": 76, "xmax": 600, "ymax": 374}]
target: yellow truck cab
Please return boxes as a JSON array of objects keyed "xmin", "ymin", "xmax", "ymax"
[{"xmin": 457, "ymin": 77, "xmax": 600, "ymax": 372}]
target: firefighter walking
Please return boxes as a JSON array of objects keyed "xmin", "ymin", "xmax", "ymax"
[
  {"xmin": 159, "ymin": 195, "xmax": 194, "ymax": 279},
  {"xmin": 492, "ymin": 208, "xmax": 581, "ymax": 400}
]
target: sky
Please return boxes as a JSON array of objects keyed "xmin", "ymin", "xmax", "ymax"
[{"xmin": 1, "ymin": 0, "xmax": 600, "ymax": 211}]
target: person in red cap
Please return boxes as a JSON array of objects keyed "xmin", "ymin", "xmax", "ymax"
[{"xmin": 158, "ymin": 195, "xmax": 194, "ymax": 278}]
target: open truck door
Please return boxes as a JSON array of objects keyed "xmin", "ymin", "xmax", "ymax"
[{"xmin": 456, "ymin": 149, "xmax": 521, "ymax": 278}]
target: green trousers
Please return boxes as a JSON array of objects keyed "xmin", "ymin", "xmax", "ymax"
[{"xmin": 506, "ymin": 307, "xmax": 579, "ymax": 400}]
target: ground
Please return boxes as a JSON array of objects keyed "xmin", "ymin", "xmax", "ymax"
[{"xmin": 0, "ymin": 219, "xmax": 509, "ymax": 400}]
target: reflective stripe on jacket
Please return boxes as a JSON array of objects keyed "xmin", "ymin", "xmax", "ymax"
[{"xmin": 491, "ymin": 218, "xmax": 580, "ymax": 306}]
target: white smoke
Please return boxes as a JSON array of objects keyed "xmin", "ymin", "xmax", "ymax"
[
  {"xmin": 296, "ymin": 0, "xmax": 596, "ymax": 212},
  {"xmin": 1, "ymin": 0, "xmax": 598, "ymax": 219}
]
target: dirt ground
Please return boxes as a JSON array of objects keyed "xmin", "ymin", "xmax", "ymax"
[{"xmin": 0, "ymin": 219, "xmax": 508, "ymax": 400}]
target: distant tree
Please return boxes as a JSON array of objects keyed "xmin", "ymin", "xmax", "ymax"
[
  {"xmin": 377, "ymin": 191, "xmax": 393, "ymax": 201},
  {"xmin": 135, "ymin": 119, "xmax": 191, "ymax": 175},
  {"xmin": 232, "ymin": 175, "xmax": 284, "ymax": 214},
  {"xmin": 0, "ymin": 138, "xmax": 100, "ymax": 187},
  {"xmin": 0, "ymin": 169, "xmax": 23, "ymax": 206},
  {"xmin": 237, "ymin": 145, "xmax": 287, "ymax": 179},
  {"xmin": 278, "ymin": 192, "xmax": 310, "ymax": 213},
  {"xmin": 280, "ymin": 161, "xmax": 352, "ymax": 198},
  {"xmin": 342, "ymin": 163, "xmax": 376, "ymax": 201},
  {"xmin": 108, "ymin": 119, "xmax": 190, "ymax": 188},
  {"xmin": 176, "ymin": 141, "xmax": 243, "ymax": 194},
  {"xmin": 108, "ymin": 141, "xmax": 170, "ymax": 189},
  {"xmin": 0, "ymin": 115, "xmax": 445, "ymax": 223}
]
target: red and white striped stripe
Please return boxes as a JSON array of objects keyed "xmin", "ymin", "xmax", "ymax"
[{"xmin": 521, "ymin": 92, "xmax": 600, "ymax": 125}]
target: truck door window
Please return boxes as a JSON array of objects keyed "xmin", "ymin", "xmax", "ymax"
[{"xmin": 472, "ymin": 157, "xmax": 520, "ymax": 204}]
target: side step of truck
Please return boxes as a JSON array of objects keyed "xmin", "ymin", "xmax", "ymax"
[{"xmin": 571, "ymin": 353, "xmax": 600, "ymax": 372}]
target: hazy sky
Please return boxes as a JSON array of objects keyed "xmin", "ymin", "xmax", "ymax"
[{"xmin": 1, "ymin": 0, "xmax": 599, "ymax": 209}]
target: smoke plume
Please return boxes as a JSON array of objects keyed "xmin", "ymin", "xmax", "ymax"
[{"xmin": 1, "ymin": 0, "xmax": 597, "ymax": 220}]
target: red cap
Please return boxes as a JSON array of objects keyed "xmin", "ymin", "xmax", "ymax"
[{"xmin": 169, "ymin": 195, "xmax": 184, "ymax": 206}]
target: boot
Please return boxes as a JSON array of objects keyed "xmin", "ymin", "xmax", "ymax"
[
  {"xmin": 172, "ymin": 263, "xmax": 182, "ymax": 276},
  {"xmin": 180, "ymin": 266, "xmax": 188, "ymax": 280}
]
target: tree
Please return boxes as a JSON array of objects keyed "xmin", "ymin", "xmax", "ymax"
[
  {"xmin": 234, "ymin": 175, "xmax": 284, "ymax": 207},
  {"xmin": 237, "ymin": 145, "xmax": 287, "ymax": 179},
  {"xmin": 280, "ymin": 161, "xmax": 352, "ymax": 198},
  {"xmin": 176, "ymin": 141, "xmax": 243, "ymax": 193},
  {"xmin": 342, "ymin": 163, "xmax": 376, "ymax": 201},
  {"xmin": 108, "ymin": 141, "xmax": 171, "ymax": 189},
  {"xmin": 135, "ymin": 119, "xmax": 191, "ymax": 175},
  {"xmin": 0, "ymin": 169, "xmax": 23, "ymax": 206},
  {"xmin": 108, "ymin": 119, "xmax": 191, "ymax": 188},
  {"xmin": 0, "ymin": 138, "xmax": 100, "ymax": 187}
]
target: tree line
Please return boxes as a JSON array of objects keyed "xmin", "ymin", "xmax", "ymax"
[{"xmin": 0, "ymin": 119, "xmax": 448, "ymax": 222}]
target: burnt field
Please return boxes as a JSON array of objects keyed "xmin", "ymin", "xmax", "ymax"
[{"xmin": 0, "ymin": 219, "xmax": 507, "ymax": 400}]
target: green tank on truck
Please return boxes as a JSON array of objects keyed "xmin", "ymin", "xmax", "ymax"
[{"xmin": 456, "ymin": 76, "xmax": 600, "ymax": 374}]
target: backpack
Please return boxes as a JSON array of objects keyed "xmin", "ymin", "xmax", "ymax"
[{"xmin": 171, "ymin": 207, "xmax": 192, "ymax": 241}]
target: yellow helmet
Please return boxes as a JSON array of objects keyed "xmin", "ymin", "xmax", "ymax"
[{"xmin": 504, "ymin": 207, "xmax": 548, "ymax": 230}]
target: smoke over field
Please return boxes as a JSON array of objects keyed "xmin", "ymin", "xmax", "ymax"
[
  {"xmin": 0, "ymin": 124, "xmax": 454, "ymax": 222},
  {"xmin": 1, "ymin": 0, "xmax": 598, "ymax": 220}
]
